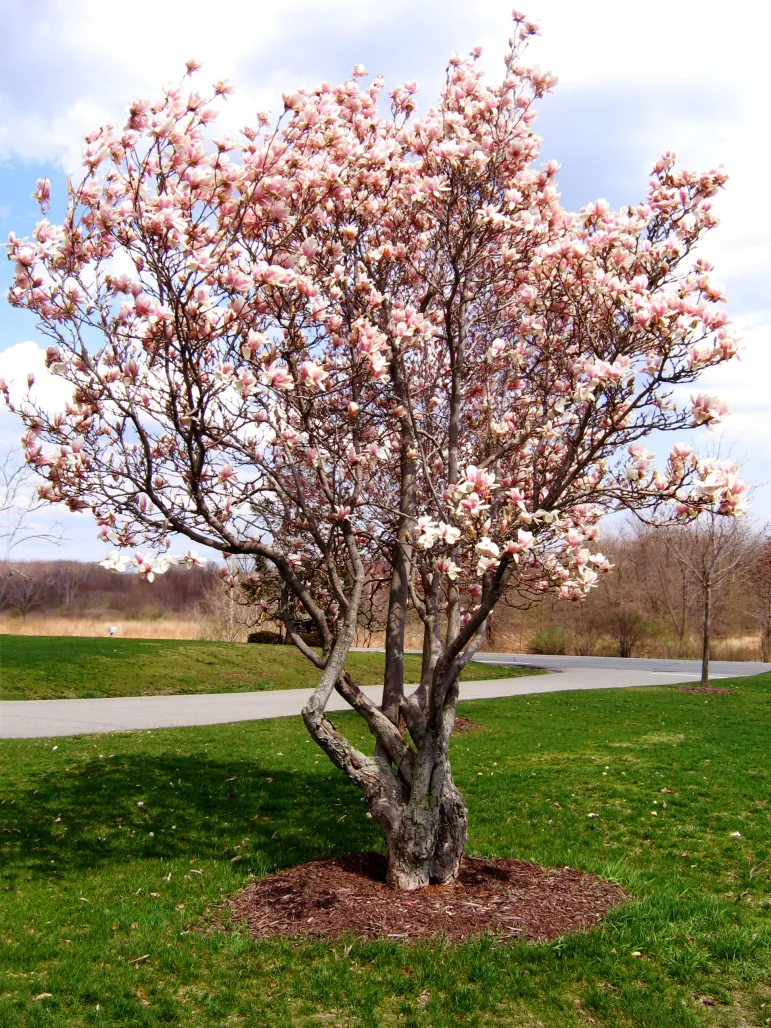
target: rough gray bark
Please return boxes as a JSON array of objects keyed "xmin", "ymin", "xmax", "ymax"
[{"xmin": 302, "ymin": 647, "xmax": 470, "ymax": 889}]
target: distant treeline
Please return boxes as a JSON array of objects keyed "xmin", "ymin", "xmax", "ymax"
[
  {"xmin": 2, "ymin": 518, "xmax": 770, "ymax": 661},
  {"xmin": 0, "ymin": 559, "xmax": 216, "ymax": 619}
]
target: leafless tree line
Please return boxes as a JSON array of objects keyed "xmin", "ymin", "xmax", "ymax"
[
  {"xmin": 3, "ymin": 520, "xmax": 770, "ymax": 669},
  {"xmin": 487, "ymin": 517, "xmax": 771, "ymax": 669},
  {"xmin": 0, "ymin": 559, "xmax": 218, "ymax": 621}
]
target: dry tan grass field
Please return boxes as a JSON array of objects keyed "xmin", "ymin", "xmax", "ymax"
[
  {"xmin": 0, "ymin": 615, "xmax": 763, "ymax": 660},
  {"xmin": 0, "ymin": 616, "xmax": 202, "ymax": 640}
]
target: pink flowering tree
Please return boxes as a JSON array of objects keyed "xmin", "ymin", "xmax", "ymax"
[{"xmin": 4, "ymin": 16, "xmax": 747, "ymax": 889}]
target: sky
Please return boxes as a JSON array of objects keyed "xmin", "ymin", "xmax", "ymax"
[{"xmin": 0, "ymin": 0, "xmax": 768, "ymax": 561}]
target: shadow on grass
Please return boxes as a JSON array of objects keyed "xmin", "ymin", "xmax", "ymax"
[{"xmin": 4, "ymin": 753, "xmax": 381, "ymax": 883}]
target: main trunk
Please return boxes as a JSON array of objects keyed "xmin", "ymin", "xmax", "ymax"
[
  {"xmin": 302, "ymin": 594, "xmax": 480, "ymax": 891},
  {"xmin": 382, "ymin": 751, "xmax": 468, "ymax": 891}
]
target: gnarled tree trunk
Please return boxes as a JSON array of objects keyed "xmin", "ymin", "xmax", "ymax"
[
  {"xmin": 302, "ymin": 654, "xmax": 473, "ymax": 890},
  {"xmin": 382, "ymin": 733, "xmax": 468, "ymax": 890}
]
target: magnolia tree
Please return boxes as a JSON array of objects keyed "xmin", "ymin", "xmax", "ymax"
[{"xmin": 4, "ymin": 15, "xmax": 747, "ymax": 888}]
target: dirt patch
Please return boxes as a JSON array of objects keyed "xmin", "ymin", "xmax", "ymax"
[
  {"xmin": 454, "ymin": 716, "xmax": 485, "ymax": 732},
  {"xmin": 398, "ymin": 716, "xmax": 484, "ymax": 734},
  {"xmin": 679, "ymin": 685, "xmax": 734, "ymax": 695},
  {"xmin": 230, "ymin": 852, "xmax": 628, "ymax": 943}
]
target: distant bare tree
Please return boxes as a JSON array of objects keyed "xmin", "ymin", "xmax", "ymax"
[
  {"xmin": 50, "ymin": 560, "xmax": 88, "ymax": 611},
  {"xmin": 194, "ymin": 558, "xmax": 265, "ymax": 642},
  {"xmin": 571, "ymin": 605, "xmax": 602, "ymax": 656},
  {"xmin": 668, "ymin": 514, "xmax": 751, "ymax": 684},
  {"xmin": 0, "ymin": 561, "xmax": 52, "ymax": 619},
  {"xmin": 0, "ymin": 445, "xmax": 64, "ymax": 557},
  {"xmin": 610, "ymin": 607, "xmax": 647, "ymax": 659},
  {"xmin": 592, "ymin": 530, "xmax": 647, "ymax": 657}
]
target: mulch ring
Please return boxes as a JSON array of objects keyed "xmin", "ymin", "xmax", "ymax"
[
  {"xmin": 679, "ymin": 685, "xmax": 734, "ymax": 695},
  {"xmin": 229, "ymin": 852, "xmax": 629, "ymax": 944}
]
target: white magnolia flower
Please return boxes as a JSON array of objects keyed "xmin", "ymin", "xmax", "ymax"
[{"xmin": 99, "ymin": 551, "xmax": 128, "ymax": 573}]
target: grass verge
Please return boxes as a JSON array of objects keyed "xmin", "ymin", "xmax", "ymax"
[
  {"xmin": 0, "ymin": 636, "xmax": 538, "ymax": 700},
  {"xmin": 1, "ymin": 675, "xmax": 769, "ymax": 1026}
]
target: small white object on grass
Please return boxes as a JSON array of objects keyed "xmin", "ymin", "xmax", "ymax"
[
  {"xmin": 730, "ymin": 831, "xmax": 742, "ymax": 838},
  {"xmin": 107, "ymin": 625, "xmax": 118, "ymax": 636}
]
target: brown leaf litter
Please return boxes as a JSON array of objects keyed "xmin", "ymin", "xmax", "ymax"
[{"xmin": 678, "ymin": 685, "xmax": 734, "ymax": 695}]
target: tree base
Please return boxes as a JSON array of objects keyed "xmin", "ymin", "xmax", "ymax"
[{"xmin": 228, "ymin": 852, "xmax": 629, "ymax": 943}]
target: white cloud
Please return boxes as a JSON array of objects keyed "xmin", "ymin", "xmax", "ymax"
[
  {"xmin": 696, "ymin": 325, "xmax": 771, "ymax": 412},
  {"xmin": 0, "ymin": 340, "xmax": 73, "ymax": 414},
  {"xmin": 524, "ymin": 0, "xmax": 768, "ymax": 85}
]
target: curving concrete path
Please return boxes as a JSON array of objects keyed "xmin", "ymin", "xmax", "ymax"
[{"xmin": 1, "ymin": 655, "xmax": 767, "ymax": 740}]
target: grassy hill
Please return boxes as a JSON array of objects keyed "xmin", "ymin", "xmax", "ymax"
[{"xmin": 0, "ymin": 635, "xmax": 538, "ymax": 700}]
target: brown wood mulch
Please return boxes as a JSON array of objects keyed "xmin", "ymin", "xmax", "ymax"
[
  {"xmin": 679, "ymin": 685, "xmax": 734, "ymax": 695},
  {"xmin": 230, "ymin": 852, "xmax": 628, "ymax": 944},
  {"xmin": 452, "ymin": 716, "xmax": 485, "ymax": 732}
]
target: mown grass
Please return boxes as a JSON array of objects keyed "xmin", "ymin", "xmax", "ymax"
[
  {"xmin": 1, "ymin": 675, "xmax": 770, "ymax": 1026},
  {"xmin": 0, "ymin": 636, "xmax": 537, "ymax": 700}
]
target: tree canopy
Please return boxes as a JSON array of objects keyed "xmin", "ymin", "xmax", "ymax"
[{"xmin": 2, "ymin": 14, "xmax": 746, "ymax": 887}]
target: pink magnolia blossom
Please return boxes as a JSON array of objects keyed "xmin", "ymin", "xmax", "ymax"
[
  {"xmin": 696, "ymin": 461, "xmax": 749, "ymax": 515},
  {"xmin": 261, "ymin": 361, "xmax": 295, "ymax": 391},
  {"xmin": 437, "ymin": 522, "xmax": 461, "ymax": 546},
  {"xmin": 671, "ymin": 442, "xmax": 694, "ymax": 459},
  {"xmin": 436, "ymin": 557, "xmax": 462, "ymax": 581},
  {"xmin": 475, "ymin": 538, "xmax": 500, "ymax": 561},
  {"xmin": 299, "ymin": 360, "xmax": 329, "ymax": 392},
  {"xmin": 691, "ymin": 393, "xmax": 730, "ymax": 426},
  {"xmin": 459, "ymin": 492, "xmax": 490, "ymax": 517},
  {"xmin": 414, "ymin": 515, "xmax": 441, "ymax": 549},
  {"xmin": 476, "ymin": 553, "xmax": 500, "ymax": 576},
  {"xmin": 458, "ymin": 465, "xmax": 497, "ymax": 497},
  {"xmin": 100, "ymin": 551, "xmax": 128, "ymax": 573}
]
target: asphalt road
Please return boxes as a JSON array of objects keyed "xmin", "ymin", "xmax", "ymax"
[
  {"xmin": 2, "ymin": 654, "xmax": 767, "ymax": 740},
  {"xmin": 474, "ymin": 653, "xmax": 771, "ymax": 676}
]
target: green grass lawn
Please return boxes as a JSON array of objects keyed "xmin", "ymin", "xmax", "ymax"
[
  {"xmin": 1, "ymin": 676, "xmax": 770, "ymax": 1027},
  {"xmin": 0, "ymin": 636, "xmax": 538, "ymax": 701},
  {"xmin": 0, "ymin": 678, "xmax": 768, "ymax": 1023}
]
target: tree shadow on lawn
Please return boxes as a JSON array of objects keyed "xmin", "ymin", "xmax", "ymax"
[{"xmin": 4, "ymin": 753, "xmax": 381, "ymax": 884}]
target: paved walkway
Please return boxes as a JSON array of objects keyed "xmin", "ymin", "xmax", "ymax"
[
  {"xmin": 2, "ymin": 656, "xmax": 766, "ymax": 739},
  {"xmin": 474, "ymin": 653, "xmax": 771, "ymax": 676}
]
